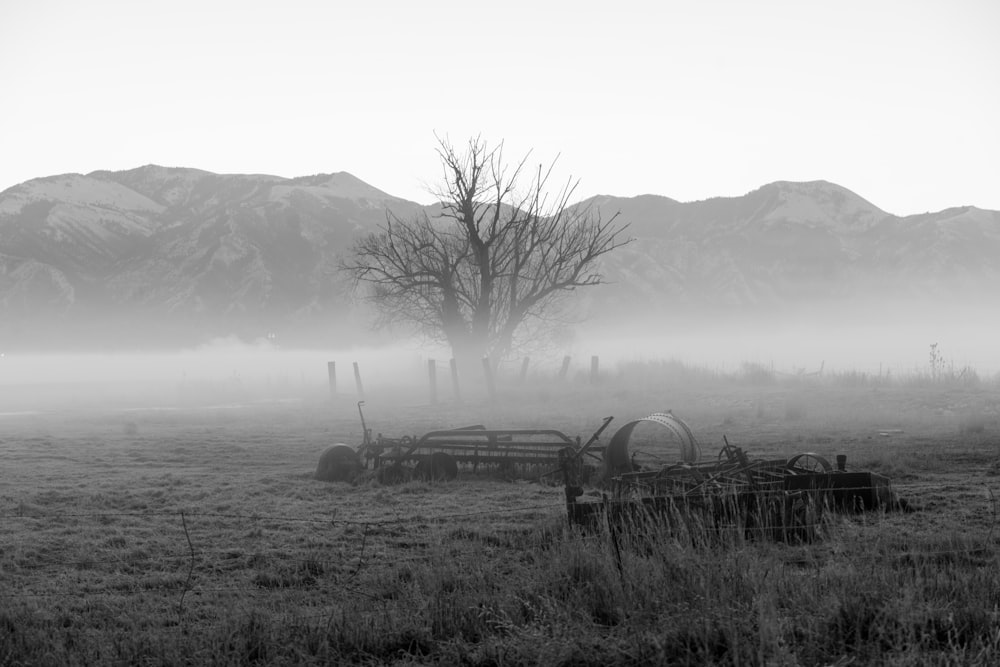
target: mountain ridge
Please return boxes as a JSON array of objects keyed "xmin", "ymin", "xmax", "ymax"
[{"xmin": 1, "ymin": 166, "xmax": 996, "ymax": 349}]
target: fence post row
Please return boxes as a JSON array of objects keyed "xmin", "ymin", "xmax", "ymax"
[{"xmin": 328, "ymin": 353, "xmax": 603, "ymax": 403}]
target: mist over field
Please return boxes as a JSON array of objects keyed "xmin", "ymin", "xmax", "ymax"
[
  {"xmin": 0, "ymin": 338, "xmax": 427, "ymax": 412},
  {"xmin": 581, "ymin": 297, "xmax": 1000, "ymax": 375},
  {"xmin": 1, "ymin": 300, "xmax": 995, "ymax": 414}
]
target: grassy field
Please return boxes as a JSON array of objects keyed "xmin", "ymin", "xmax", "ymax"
[{"xmin": 2, "ymin": 364, "xmax": 1000, "ymax": 665}]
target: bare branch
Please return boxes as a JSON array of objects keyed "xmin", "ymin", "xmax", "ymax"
[{"xmin": 341, "ymin": 136, "xmax": 632, "ymax": 366}]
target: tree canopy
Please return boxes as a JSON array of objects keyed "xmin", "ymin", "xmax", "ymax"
[{"xmin": 343, "ymin": 136, "xmax": 630, "ymax": 369}]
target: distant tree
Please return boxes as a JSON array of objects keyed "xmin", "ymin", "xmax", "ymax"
[{"xmin": 342, "ymin": 136, "xmax": 630, "ymax": 371}]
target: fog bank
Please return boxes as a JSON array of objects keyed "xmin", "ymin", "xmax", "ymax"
[{"xmin": 0, "ymin": 310, "xmax": 995, "ymax": 414}]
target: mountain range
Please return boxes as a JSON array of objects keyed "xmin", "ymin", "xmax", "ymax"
[{"xmin": 0, "ymin": 165, "xmax": 996, "ymax": 350}]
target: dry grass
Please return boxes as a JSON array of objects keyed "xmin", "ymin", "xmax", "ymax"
[{"xmin": 2, "ymin": 366, "xmax": 1000, "ymax": 665}]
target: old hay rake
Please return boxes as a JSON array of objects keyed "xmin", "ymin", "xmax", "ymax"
[{"xmin": 315, "ymin": 401, "xmax": 614, "ymax": 483}]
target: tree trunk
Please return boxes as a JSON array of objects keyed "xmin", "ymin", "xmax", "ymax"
[{"xmin": 445, "ymin": 327, "xmax": 488, "ymax": 389}]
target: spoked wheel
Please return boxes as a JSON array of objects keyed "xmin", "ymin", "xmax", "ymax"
[{"xmin": 785, "ymin": 453, "xmax": 833, "ymax": 474}]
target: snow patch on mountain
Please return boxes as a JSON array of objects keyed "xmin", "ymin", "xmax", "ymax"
[
  {"xmin": 758, "ymin": 181, "xmax": 887, "ymax": 232},
  {"xmin": 272, "ymin": 172, "xmax": 404, "ymax": 207},
  {"xmin": 46, "ymin": 202, "xmax": 161, "ymax": 240},
  {"xmin": 0, "ymin": 174, "xmax": 164, "ymax": 216}
]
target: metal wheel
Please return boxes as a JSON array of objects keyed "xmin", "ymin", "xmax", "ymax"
[
  {"xmin": 785, "ymin": 452, "xmax": 833, "ymax": 474},
  {"xmin": 605, "ymin": 412, "xmax": 701, "ymax": 477}
]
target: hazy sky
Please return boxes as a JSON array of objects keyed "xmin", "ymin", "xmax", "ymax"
[{"xmin": 2, "ymin": 0, "xmax": 997, "ymax": 215}]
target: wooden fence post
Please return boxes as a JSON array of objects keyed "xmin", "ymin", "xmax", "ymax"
[
  {"xmin": 519, "ymin": 357, "xmax": 530, "ymax": 384},
  {"xmin": 590, "ymin": 355, "xmax": 599, "ymax": 384},
  {"xmin": 327, "ymin": 361, "xmax": 336, "ymax": 398},
  {"xmin": 558, "ymin": 355, "xmax": 571, "ymax": 381},
  {"xmin": 353, "ymin": 361, "xmax": 365, "ymax": 399},
  {"xmin": 450, "ymin": 358, "xmax": 462, "ymax": 403},
  {"xmin": 428, "ymin": 359, "xmax": 438, "ymax": 405},
  {"xmin": 482, "ymin": 357, "xmax": 497, "ymax": 402}
]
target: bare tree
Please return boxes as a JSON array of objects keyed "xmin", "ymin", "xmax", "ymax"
[{"xmin": 343, "ymin": 136, "xmax": 630, "ymax": 371}]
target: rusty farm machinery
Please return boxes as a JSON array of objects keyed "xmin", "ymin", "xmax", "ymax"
[
  {"xmin": 562, "ymin": 412, "xmax": 900, "ymax": 543},
  {"xmin": 315, "ymin": 404, "xmax": 899, "ymax": 541},
  {"xmin": 357, "ymin": 402, "xmax": 614, "ymax": 483},
  {"xmin": 315, "ymin": 401, "xmax": 613, "ymax": 483}
]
